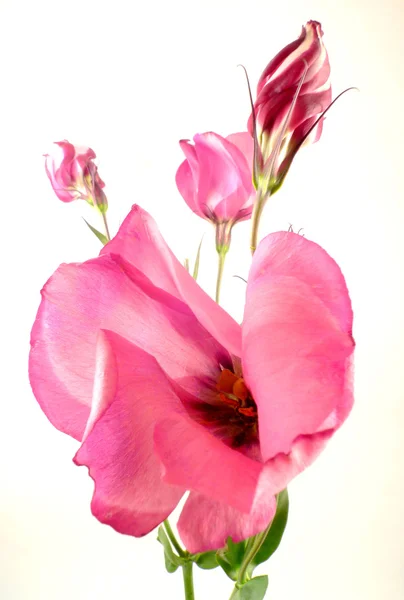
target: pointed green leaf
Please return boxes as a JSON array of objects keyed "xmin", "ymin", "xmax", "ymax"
[
  {"xmin": 194, "ymin": 550, "xmax": 219, "ymax": 570},
  {"xmin": 157, "ymin": 526, "xmax": 183, "ymax": 573},
  {"xmin": 238, "ymin": 576, "xmax": 268, "ymax": 600},
  {"xmin": 184, "ymin": 258, "xmax": 190, "ymax": 272},
  {"xmin": 251, "ymin": 489, "xmax": 289, "ymax": 569},
  {"xmin": 192, "ymin": 235, "xmax": 204, "ymax": 280},
  {"xmin": 83, "ymin": 218, "xmax": 108, "ymax": 245}
]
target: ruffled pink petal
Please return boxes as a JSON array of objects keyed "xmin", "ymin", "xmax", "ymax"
[
  {"xmin": 29, "ymin": 253, "xmax": 228, "ymax": 440},
  {"xmin": 154, "ymin": 414, "xmax": 263, "ymax": 514},
  {"xmin": 74, "ymin": 330, "xmax": 185, "ymax": 536},
  {"xmin": 243, "ymin": 232, "xmax": 354, "ymax": 461},
  {"xmin": 178, "ymin": 488, "xmax": 277, "ymax": 553},
  {"xmin": 101, "ymin": 205, "xmax": 242, "ymax": 356}
]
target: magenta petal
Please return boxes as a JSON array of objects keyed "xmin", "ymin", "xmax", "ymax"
[
  {"xmin": 178, "ymin": 489, "xmax": 277, "ymax": 553},
  {"xmin": 175, "ymin": 158, "xmax": 203, "ymax": 217},
  {"xmin": 193, "ymin": 132, "xmax": 253, "ymax": 221},
  {"xmin": 29, "ymin": 253, "xmax": 228, "ymax": 440},
  {"xmin": 154, "ymin": 414, "xmax": 263, "ymax": 514},
  {"xmin": 102, "ymin": 205, "xmax": 242, "ymax": 356},
  {"xmin": 225, "ymin": 132, "xmax": 254, "ymax": 172},
  {"xmin": 74, "ymin": 330, "xmax": 185, "ymax": 537},
  {"xmin": 243, "ymin": 232, "xmax": 354, "ymax": 461}
]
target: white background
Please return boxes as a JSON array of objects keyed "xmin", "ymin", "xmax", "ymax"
[{"xmin": 1, "ymin": 0, "xmax": 403, "ymax": 598}]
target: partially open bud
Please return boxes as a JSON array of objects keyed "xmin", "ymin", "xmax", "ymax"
[
  {"xmin": 175, "ymin": 131, "xmax": 254, "ymax": 252},
  {"xmin": 45, "ymin": 140, "xmax": 107, "ymax": 213},
  {"xmin": 249, "ymin": 21, "xmax": 331, "ymax": 194}
]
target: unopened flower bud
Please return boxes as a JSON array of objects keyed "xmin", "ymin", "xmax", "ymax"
[
  {"xmin": 176, "ymin": 131, "xmax": 254, "ymax": 251},
  {"xmin": 45, "ymin": 140, "xmax": 107, "ymax": 213},
  {"xmin": 249, "ymin": 21, "xmax": 332, "ymax": 194}
]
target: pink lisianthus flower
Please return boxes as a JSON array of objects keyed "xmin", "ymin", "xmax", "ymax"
[
  {"xmin": 176, "ymin": 132, "xmax": 254, "ymax": 251},
  {"xmin": 29, "ymin": 205, "xmax": 354, "ymax": 553},
  {"xmin": 249, "ymin": 20, "xmax": 332, "ymax": 193},
  {"xmin": 45, "ymin": 140, "xmax": 107, "ymax": 212}
]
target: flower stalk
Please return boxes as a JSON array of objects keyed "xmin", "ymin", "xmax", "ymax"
[
  {"xmin": 163, "ymin": 520, "xmax": 186, "ymax": 557},
  {"xmin": 182, "ymin": 560, "xmax": 195, "ymax": 600},
  {"xmin": 227, "ymin": 523, "xmax": 273, "ymax": 599},
  {"xmin": 215, "ymin": 248, "xmax": 227, "ymax": 304},
  {"xmin": 101, "ymin": 211, "xmax": 111, "ymax": 242},
  {"xmin": 250, "ymin": 188, "xmax": 270, "ymax": 254}
]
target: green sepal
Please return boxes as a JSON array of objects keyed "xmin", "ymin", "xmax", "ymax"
[
  {"xmin": 250, "ymin": 489, "xmax": 289, "ymax": 570},
  {"xmin": 83, "ymin": 218, "xmax": 108, "ymax": 246},
  {"xmin": 194, "ymin": 550, "xmax": 219, "ymax": 570},
  {"xmin": 157, "ymin": 526, "xmax": 184, "ymax": 574},
  {"xmin": 233, "ymin": 576, "xmax": 269, "ymax": 600},
  {"xmin": 217, "ymin": 537, "xmax": 247, "ymax": 581}
]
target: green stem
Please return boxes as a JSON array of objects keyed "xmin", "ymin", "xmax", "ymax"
[
  {"xmin": 182, "ymin": 561, "xmax": 195, "ymax": 600},
  {"xmin": 227, "ymin": 522, "xmax": 273, "ymax": 599},
  {"xmin": 228, "ymin": 584, "xmax": 241, "ymax": 600},
  {"xmin": 163, "ymin": 520, "xmax": 186, "ymax": 557},
  {"xmin": 101, "ymin": 211, "xmax": 111, "ymax": 242},
  {"xmin": 250, "ymin": 188, "xmax": 270, "ymax": 254},
  {"xmin": 215, "ymin": 249, "xmax": 227, "ymax": 304}
]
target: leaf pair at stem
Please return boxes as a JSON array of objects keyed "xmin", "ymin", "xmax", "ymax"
[{"xmin": 157, "ymin": 489, "xmax": 289, "ymax": 600}]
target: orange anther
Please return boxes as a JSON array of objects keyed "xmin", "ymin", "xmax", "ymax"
[
  {"xmin": 219, "ymin": 393, "xmax": 239, "ymax": 409},
  {"xmin": 233, "ymin": 378, "xmax": 249, "ymax": 402},
  {"xmin": 238, "ymin": 406, "xmax": 257, "ymax": 418},
  {"xmin": 217, "ymin": 368, "xmax": 239, "ymax": 394}
]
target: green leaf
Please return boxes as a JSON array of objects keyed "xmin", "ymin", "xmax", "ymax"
[
  {"xmin": 251, "ymin": 489, "xmax": 289, "ymax": 569},
  {"xmin": 83, "ymin": 218, "xmax": 108, "ymax": 245},
  {"xmin": 217, "ymin": 537, "xmax": 247, "ymax": 581},
  {"xmin": 238, "ymin": 576, "xmax": 268, "ymax": 600},
  {"xmin": 216, "ymin": 553, "xmax": 239, "ymax": 581},
  {"xmin": 194, "ymin": 550, "xmax": 219, "ymax": 570},
  {"xmin": 164, "ymin": 554, "xmax": 179, "ymax": 573},
  {"xmin": 192, "ymin": 235, "xmax": 204, "ymax": 280},
  {"xmin": 157, "ymin": 526, "xmax": 183, "ymax": 574}
]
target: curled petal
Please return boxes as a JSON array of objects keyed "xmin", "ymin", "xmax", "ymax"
[
  {"xmin": 102, "ymin": 205, "xmax": 242, "ymax": 356},
  {"xmin": 178, "ymin": 490, "xmax": 277, "ymax": 553},
  {"xmin": 74, "ymin": 330, "xmax": 185, "ymax": 536},
  {"xmin": 243, "ymin": 232, "xmax": 354, "ymax": 461},
  {"xmin": 29, "ymin": 252, "xmax": 229, "ymax": 440},
  {"xmin": 154, "ymin": 414, "xmax": 263, "ymax": 514}
]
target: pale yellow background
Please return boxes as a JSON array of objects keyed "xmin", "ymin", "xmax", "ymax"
[{"xmin": 0, "ymin": 0, "xmax": 403, "ymax": 598}]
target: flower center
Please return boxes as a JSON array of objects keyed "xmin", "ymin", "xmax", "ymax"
[
  {"xmin": 216, "ymin": 368, "xmax": 257, "ymax": 418},
  {"xmin": 184, "ymin": 367, "xmax": 258, "ymax": 449},
  {"xmin": 213, "ymin": 368, "xmax": 258, "ymax": 447}
]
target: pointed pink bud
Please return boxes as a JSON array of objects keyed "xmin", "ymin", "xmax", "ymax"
[
  {"xmin": 248, "ymin": 21, "xmax": 332, "ymax": 193},
  {"xmin": 175, "ymin": 131, "xmax": 254, "ymax": 230},
  {"xmin": 45, "ymin": 140, "xmax": 108, "ymax": 212}
]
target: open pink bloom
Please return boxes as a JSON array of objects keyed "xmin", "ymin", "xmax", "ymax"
[
  {"xmin": 29, "ymin": 205, "xmax": 354, "ymax": 553},
  {"xmin": 176, "ymin": 132, "xmax": 254, "ymax": 249},
  {"xmin": 248, "ymin": 21, "xmax": 332, "ymax": 192},
  {"xmin": 45, "ymin": 140, "xmax": 107, "ymax": 211}
]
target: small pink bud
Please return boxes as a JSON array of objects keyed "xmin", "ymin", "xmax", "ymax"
[
  {"xmin": 176, "ymin": 131, "xmax": 254, "ymax": 231},
  {"xmin": 249, "ymin": 21, "xmax": 332, "ymax": 193},
  {"xmin": 45, "ymin": 140, "xmax": 107, "ymax": 212}
]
